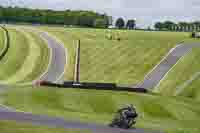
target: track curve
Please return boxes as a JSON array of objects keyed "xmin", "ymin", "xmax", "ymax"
[
  {"xmin": 0, "ymin": 27, "xmax": 168, "ymax": 133},
  {"xmin": 37, "ymin": 31, "xmax": 66, "ymax": 83},
  {"xmin": 0, "ymin": 111, "xmax": 160, "ymax": 133},
  {"xmin": 135, "ymin": 43, "xmax": 200, "ymax": 89}
]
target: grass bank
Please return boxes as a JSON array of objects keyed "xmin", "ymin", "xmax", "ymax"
[
  {"xmin": 1, "ymin": 86, "xmax": 200, "ymax": 133},
  {"xmin": 40, "ymin": 27, "xmax": 191, "ymax": 85},
  {"xmin": 0, "ymin": 28, "xmax": 29, "ymax": 81},
  {"xmin": 0, "ymin": 28, "xmax": 50, "ymax": 84}
]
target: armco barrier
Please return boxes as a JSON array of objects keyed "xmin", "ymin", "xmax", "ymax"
[
  {"xmin": 40, "ymin": 81, "xmax": 147, "ymax": 93},
  {"xmin": 0, "ymin": 26, "xmax": 10, "ymax": 60}
]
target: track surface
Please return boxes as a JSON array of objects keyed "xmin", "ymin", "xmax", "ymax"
[
  {"xmin": 0, "ymin": 111, "xmax": 159, "ymax": 133},
  {"xmin": 0, "ymin": 29, "xmax": 159, "ymax": 133},
  {"xmin": 135, "ymin": 43, "xmax": 200, "ymax": 89},
  {"xmin": 0, "ymin": 29, "xmax": 162, "ymax": 133},
  {"xmin": 38, "ymin": 32, "xmax": 66, "ymax": 82},
  {"xmin": 4, "ymin": 30, "xmax": 200, "ymax": 133}
]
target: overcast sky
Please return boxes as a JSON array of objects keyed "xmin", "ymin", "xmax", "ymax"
[{"xmin": 1, "ymin": 0, "xmax": 200, "ymax": 27}]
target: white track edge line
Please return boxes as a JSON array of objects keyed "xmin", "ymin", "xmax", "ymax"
[
  {"xmin": 42, "ymin": 31, "xmax": 67, "ymax": 83},
  {"xmin": 153, "ymin": 49, "xmax": 192, "ymax": 93},
  {"xmin": 136, "ymin": 44, "xmax": 182, "ymax": 87}
]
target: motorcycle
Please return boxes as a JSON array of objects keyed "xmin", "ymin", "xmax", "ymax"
[{"xmin": 109, "ymin": 107, "xmax": 137, "ymax": 129}]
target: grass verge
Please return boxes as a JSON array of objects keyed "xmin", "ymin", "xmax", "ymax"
[
  {"xmin": 1, "ymin": 86, "xmax": 200, "ymax": 133},
  {"xmin": 0, "ymin": 27, "xmax": 50, "ymax": 84},
  {"xmin": 0, "ymin": 28, "xmax": 29, "ymax": 81},
  {"xmin": 17, "ymin": 29, "xmax": 50, "ymax": 83}
]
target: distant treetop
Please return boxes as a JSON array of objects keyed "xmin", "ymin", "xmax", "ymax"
[{"xmin": 0, "ymin": 6, "xmax": 112, "ymax": 28}]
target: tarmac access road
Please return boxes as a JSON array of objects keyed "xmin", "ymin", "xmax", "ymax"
[{"xmin": 135, "ymin": 43, "xmax": 200, "ymax": 90}]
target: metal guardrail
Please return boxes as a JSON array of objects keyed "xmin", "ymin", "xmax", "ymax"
[{"xmin": 40, "ymin": 81, "xmax": 147, "ymax": 93}]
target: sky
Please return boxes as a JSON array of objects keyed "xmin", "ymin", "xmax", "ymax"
[{"xmin": 1, "ymin": 0, "xmax": 200, "ymax": 28}]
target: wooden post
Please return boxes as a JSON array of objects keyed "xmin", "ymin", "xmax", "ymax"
[{"xmin": 74, "ymin": 40, "xmax": 80, "ymax": 83}]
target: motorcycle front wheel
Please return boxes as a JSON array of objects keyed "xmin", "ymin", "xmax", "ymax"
[{"xmin": 127, "ymin": 119, "xmax": 136, "ymax": 128}]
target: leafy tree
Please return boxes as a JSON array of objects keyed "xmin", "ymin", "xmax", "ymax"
[
  {"xmin": 154, "ymin": 22, "xmax": 163, "ymax": 30},
  {"xmin": 154, "ymin": 21, "xmax": 175, "ymax": 30},
  {"xmin": 115, "ymin": 18, "xmax": 125, "ymax": 29},
  {"xmin": 93, "ymin": 18, "xmax": 107, "ymax": 28},
  {"xmin": 78, "ymin": 15, "xmax": 94, "ymax": 27},
  {"xmin": 126, "ymin": 19, "xmax": 136, "ymax": 29},
  {"xmin": 178, "ymin": 22, "xmax": 188, "ymax": 31},
  {"xmin": 178, "ymin": 22, "xmax": 188, "ymax": 26},
  {"xmin": 147, "ymin": 26, "xmax": 151, "ymax": 31},
  {"xmin": 0, "ymin": 7, "xmax": 3, "ymax": 22},
  {"xmin": 163, "ymin": 21, "xmax": 175, "ymax": 30}
]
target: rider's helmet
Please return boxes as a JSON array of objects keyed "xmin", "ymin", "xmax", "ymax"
[
  {"xmin": 127, "ymin": 104, "xmax": 138, "ymax": 118},
  {"xmin": 127, "ymin": 104, "xmax": 135, "ymax": 111}
]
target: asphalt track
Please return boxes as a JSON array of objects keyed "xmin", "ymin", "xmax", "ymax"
[
  {"xmin": 135, "ymin": 43, "xmax": 200, "ymax": 89},
  {"xmin": 1, "ymin": 30, "xmax": 199, "ymax": 133},
  {"xmin": 0, "ymin": 29, "xmax": 160, "ymax": 133},
  {"xmin": 37, "ymin": 31, "xmax": 66, "ymax": 83},
  {"xmin": 0, "ymin": 111, "xmax": 159, "ymax": 133}
]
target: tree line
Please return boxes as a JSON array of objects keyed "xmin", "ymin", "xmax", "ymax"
[
  {"xmin": 0, "ymin": 6, "xmax": 111, "ymax": 28},
  {"xmin": 154, "ymin": 21, "xmax": 200, "ymax": 32},
  {"xmin": 2, "ymin": 6, "xmax": 198, "ymax": 32}
]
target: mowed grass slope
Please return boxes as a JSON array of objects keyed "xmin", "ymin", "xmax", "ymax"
[
  {"xmin": 14, "ymin": 29, "xmax": 50, "ymax": 83},
  {"xmin": 2, "ymin": 86, "xmax": 200, "ymax": 133},
  {"xmin": 178, "ymin": 75, "xmax": 200, "ymax": 101},
  {"xmin": 1, "ymin": 26, "xmax": 200, "ymax": 133},
  {"xmin": 0, "ymin": 28, "xmax": 29, "ymax": 81},
  {"xmin": 0, "ymin": 120, "xmax": 87, "ymax": 133},
  {"xmin": 41, "ymin": 27, "xmax": 190, "ymax": 85},
  {"xmin": 0, "ymin": 28, "xmax": 49, "ymax": 84}
]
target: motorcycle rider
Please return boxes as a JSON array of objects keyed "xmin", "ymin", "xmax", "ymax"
[
  {"xmin": 118, "ymin": 104, "xmax": 138, "ymax": 125},
  {"xmin": 109, "ymin": 104, "xmax": 138, "ymax": 128}
]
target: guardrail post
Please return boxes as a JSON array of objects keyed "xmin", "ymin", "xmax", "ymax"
[{"xmin": 74, "ymin": 40, "xmax": 80, "ymax": 83}]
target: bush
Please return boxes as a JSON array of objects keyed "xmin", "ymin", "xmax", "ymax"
[
  {"xmin": 94, "ymin": 19, "xmax": 107, "ymax": 28},
  {"xmin": 191, "ymin": 32, "xmax": 196, "ymax": 38}
]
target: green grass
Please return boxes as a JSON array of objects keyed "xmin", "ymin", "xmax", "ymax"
[
  {"xmin": 1, "ymin": 86, "xmax": 200, "ymax": 133},
  {"xmin": 2, "ymin": 26, "xmax": 200, "ymax": 133},
  {"xmin": 16, "ymin": 29, "xmax": 50, "ymax": 83},
  {"xmin": 0, "ymin": 28, "xmax": 29, "ymax": 81},
  {"xmin": 0, "ymin": 27, "xmax": 6, "ymax": 55},
  {"xmin": 0, "ymin": 28, "xmax": 49, "ymax": 84},
  {"xmin": 177, "ymin": 77, "xmax": 200, "ymax": 101},
  {"xmin": 154, "ymin": 39, "xmax": 200, "ymax": 100},
  {"xmin": 40, "ymin": 27, "xmax": 191, "ymax": 85},
  {"xmin": 0, "ymin": 120, "xmax": 88, "ymax": 133}
]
